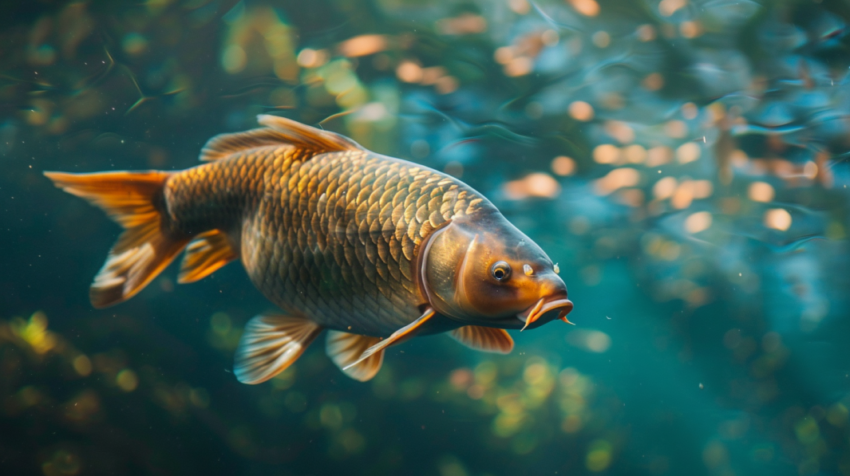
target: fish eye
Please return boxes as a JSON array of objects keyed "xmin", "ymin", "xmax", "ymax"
[{"xmin": 490, "ymin": 261, "xmax": 511, "ymax": 282}]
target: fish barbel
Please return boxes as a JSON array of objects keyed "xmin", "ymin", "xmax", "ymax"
[{"xmin": 45, "ymin": 115, "xmax": 573, "ymax": 383}]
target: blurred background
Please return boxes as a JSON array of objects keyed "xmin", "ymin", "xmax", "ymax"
[{"xmin": 2, "ymin": 0, "xmax": 850, "ymax": 474}]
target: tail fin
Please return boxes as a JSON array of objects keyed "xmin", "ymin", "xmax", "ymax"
[{"xmin": 45, "ymin": 171, "xmax": 189, "ymax": 308}]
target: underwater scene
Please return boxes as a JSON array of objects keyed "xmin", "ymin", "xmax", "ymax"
[{"xmin": 3, "ymin": 0, "xmax": 850, "ymax": 475}]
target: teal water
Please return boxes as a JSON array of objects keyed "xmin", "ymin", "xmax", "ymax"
[{"xmin": 2, "ymin": 0, "xmax": 850, "ymax": 475}]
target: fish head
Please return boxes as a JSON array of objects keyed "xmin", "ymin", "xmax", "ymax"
[{"xmin": 421, "ymin": 211, "xmax": 573, "ymax": 330}]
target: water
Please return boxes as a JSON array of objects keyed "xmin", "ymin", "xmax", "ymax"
[{"xmin": 2, "ymin": 0, "xmax": 850, "ymax": 474}]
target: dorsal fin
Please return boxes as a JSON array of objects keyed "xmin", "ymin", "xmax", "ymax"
[{"xmin": 199, "ymin": 115, "xmax": 362, "ymax": 162}]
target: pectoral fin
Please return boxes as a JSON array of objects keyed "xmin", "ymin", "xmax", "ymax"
[
  {"xmin": 234, "ymin": 313, "xmax": 322, "ymax": 385},
  {"xmin": 450, "ymin": 326, "xmax": 514, "ymax": 354},
  {"xmin": 326, "ymin": 331, "xmax": 384, "ymax": 382},
  {"xmin": 178, "ymin": 229, "xmax": 239, "ymax": 283},
  {"xmin": 343, "ymin": 308, "xmax": 436, "ymax": 370}
]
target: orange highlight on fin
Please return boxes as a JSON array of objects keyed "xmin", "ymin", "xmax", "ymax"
[
  {"xmin": 178, "ymin": 230, "xmax": 239, "ymax": 283},
  {"xmin": 234, "ymin": 313, "xmax": 322, "ymax": 384},
  {"xmin": 450, "ymin": 326, "xmax": 514, "ymax": 354},
  {"xmin": 326, "ymin": 331, "xmax": 385, "ymax": 382},
  {"xmin": 44, "ymin": 171, "xmax": 188, "ymax": 308},
  {"xmin": 344, "ymin": 307, "xmax": 436, "ymax": 370}
]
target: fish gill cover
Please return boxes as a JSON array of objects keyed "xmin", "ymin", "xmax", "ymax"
[{"xmin": 1, "ymin": 0, "xmax": 850, "ymax": 475}]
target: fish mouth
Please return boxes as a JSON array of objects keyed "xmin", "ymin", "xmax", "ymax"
[{"xmin": 517, "ymin": 298, "xmax": 574, "ymax": 331}]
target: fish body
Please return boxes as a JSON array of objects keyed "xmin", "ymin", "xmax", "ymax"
[
  {"xmin": 46, "ymin": 116, "xmax": 573, "ymax": 384},
  {"xmin": 167, "ymin": 143, "xmax": 488, "ymax": 336}
]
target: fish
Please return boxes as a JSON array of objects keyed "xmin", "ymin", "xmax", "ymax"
[{"xmin": 44, "ymin": 115, "xmax": 573, "ymax": 384}]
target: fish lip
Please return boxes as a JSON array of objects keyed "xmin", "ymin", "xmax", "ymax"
[{"xmin": 517, "ymin": 298, "xmax": 574, "ymax": 330}]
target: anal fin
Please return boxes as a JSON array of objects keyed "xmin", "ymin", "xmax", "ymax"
[
  {"xmin": 344, "ymin": 308, "xmax": 436, "ymax": 370},
  {"xmin": 178, "ymin": 229, "xmax": 239, "ymax": 283},
  {"xmin": 234, "ymin": 313, "xmax": 322, "ymax": 385},
  {"xmin": 450, "ymin": 326, "xmax": 514, "ymax": 354},
  {"xmin": 326, "ymin": 331, "xmax": 384, "ymax": 382}
]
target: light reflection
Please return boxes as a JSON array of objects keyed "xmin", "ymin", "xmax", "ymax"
[
  {"xmin": 764, "ymin": 208, "xmax": 792, "ymax": 231},
  {"xmin": 593, "ymin": 144, "xmax": 619, "ymax": 164},
  {"xmin": 748, "ymin": 181, "xmax": 775, "ymax": 202},
  {"xmin": 297, "ymin": 48, "xmax": 329, "ymax": 68},
  {"xmin": 551, "ymin": 156, "xmax": 576, "ymax": 176},
  {"xmin": 503, "ymin": 173, "xmax": 561, "ymax": 200},
  {"xmin": 659, "ymin": 0, "xmax": 687, "ymax": 17},
  {"xmin": 676, "ymin": 142, "xmax": 701, "ymax": 163},
  {"xmin": 568, "ymin": 0, "xmax": 600, "ymax": 17},
  {"xmin": 436, "ymin": 14, "xmax": 487, "ymax": 36},
  {"xmin": 684, "ymin": 211, "xmax": 712, "ymax": 234},
  {"xmin": 338, "ymin": 35, "xmax": 387, "ymax": 57},
  {"xmin": 396, "ymin": 61, "xmax": 422, "ymax": 83},
  {"xmin": 594, "ymin": 168, "xmax": 640, "ymax": 195},
  {"xmin": 569, "ymin": 101, "xmax": 595, "ymax": 122},
  {"xmin": 566, "ymin": 329, "xmax": 612, "ymax": 353}
]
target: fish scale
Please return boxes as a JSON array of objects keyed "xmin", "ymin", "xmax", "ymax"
[{"xmin": 165, "ymin": 144, "xmax": 491, "ymax": 336}]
